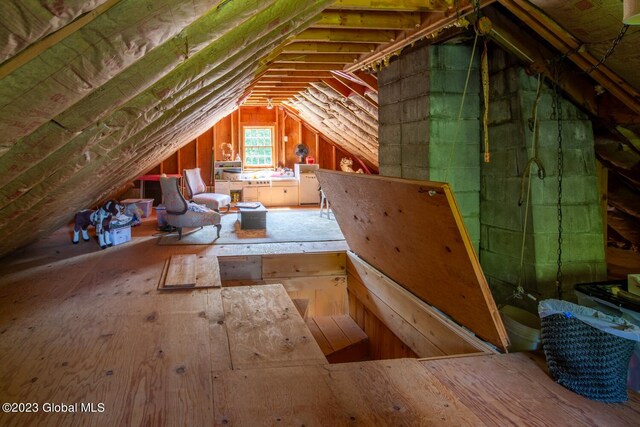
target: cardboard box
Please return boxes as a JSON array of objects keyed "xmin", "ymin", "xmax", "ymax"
[
  {"xmin": 629, "ymin": 274, "xmax": 640, "ymax": 296},
  {"xmin": 121, "ymin": 198, "xmax": 154, "ymax": 217},
  {"xmin": 111, "ymin": 226, "xmax": 131, "ymax": 246}
]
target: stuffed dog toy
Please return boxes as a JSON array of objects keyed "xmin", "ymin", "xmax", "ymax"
[{"xmin": 72, "ymin": 200, "xmax": 124, "ymax": 249}]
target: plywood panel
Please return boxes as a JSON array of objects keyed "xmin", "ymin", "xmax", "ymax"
[
  {"xmin": 422, "ymin": 353, "xmax": 640, "ymax": 427},
  {"xmin": 347, "ymin": 253, "xmax": 491, "ymax": 355},
  {"xmin": 323, "ymin": 359, "xmax": 487, "ymax": 426},
  {"xmin": 348, "ymin": 272, "xmax": 443, "ymax": 358},
  {"xmin": 221, "ymin": 284, "xmax": 327, "ymax": 369},
  {"xmin": 164, "ymin": 254, "xmax": 197, "ymax": 287},
  {"xmin": 262, "ymin": 252, "xmax": 346, "ymax": 278},
  {"xmin": 272, "ymin": 275, "xmax": 348, "ymax": 317},
  {"xmin": 213, "ymin": 365, "xmax": 346, "ymax": 426},
  {"xmin": 317, "ymin": 170, "xmax": 509, "ymax": 351},
  {"xmin": 218, "ymin": 255, "xmax": 262, "ymax": 281}
]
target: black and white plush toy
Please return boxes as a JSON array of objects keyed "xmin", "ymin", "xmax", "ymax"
[{"xmin": 72, "ymin": 200, "xmax": 124, "ymax": 249}]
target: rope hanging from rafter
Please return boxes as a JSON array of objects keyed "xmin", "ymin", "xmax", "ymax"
[{"xmin": 481, "ymin": 38, "xmax": 490, "ymax": 163}]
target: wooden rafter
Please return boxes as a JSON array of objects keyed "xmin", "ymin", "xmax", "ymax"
[
  {"xmin": 282, "ymin": 42, "xmax": 378, "ymax": 54},
  {"xmin": 345, "ymin": 0, "xmax": 496, "ymax": 72},
  {"xmin": 482, "ymin": 8, "xmax": 597, "ymax": 116},
  {"xmin": 0, "ymin": 0, "xmax": 124, "ymax": 79},
  {"xmin": 327, "ymin": 74, "xmax": 378, "ymax": 107},
  {"xmin": 332, "ymin": 0, "xmax": 453, "ymax": 12},
  {"xmin": 497, "ymin": 0, "xmax": 640, "ymax": 117},
  {"xmin": 263, "ymin": 71, "xmax": 334, "ymax": 78},
  {"xmin": 259, "ymin": 77, "xmax": 327, "ymax": 83},
  {"xmin": 269, "ymin": 63, "xmax": 347, "ymax": 71},
  {"xmin": 274, "ymin": 53, "xmax": 363, "ymax": 64},
  {"xmin": 295, "ymin": 28, "xmax": 397, "ymax": 43},
  {"xmin": 315, "ymin": 11, "xmax": 421, "ymax": 30},
  {"xmin": 352, "ymin": 70, "xmax": 378, "ymax": 92},
  {"xmin": 254, "ymin": 83, "xmax": 313, "ymax": 88}
]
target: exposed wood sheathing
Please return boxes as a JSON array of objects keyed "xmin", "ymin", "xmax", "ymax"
[{"xmin": 0, "ymin": 0, "xmax": 333, "ymax": 258}]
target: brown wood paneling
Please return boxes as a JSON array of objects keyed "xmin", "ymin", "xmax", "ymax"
[
  {"xmin": 302, "ymin": 125, "xmax": 317, "ymax": 160},
  {"xmin": 197, "ymin": 128, "xmax": 214, "ymax": 186},
  {"xmin": 318, "ymin": 137, "xmax": 334, "ymax": 170},
  {"xmin": 180, "ymin": 139, "xmax": 197, "ymax": 171},
  {"xmin": 284, "ymin": 115, "xmax": 300, "ymax": 168},
  {"xmin": 317, "ymin": 170, "xmax": 509, "ymax": 351},
  {"xmin": 162, "ymin": 151, "xmax": 179, "ymax": 174}
]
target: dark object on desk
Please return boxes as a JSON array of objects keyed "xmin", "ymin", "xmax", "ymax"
[
  {"xmin": 239, "ymin": 203, "xmax": 267, "ymax": 230},
  {"xmin": 576, "ymin": 280, "xmax": 639, "ymax": 312}
]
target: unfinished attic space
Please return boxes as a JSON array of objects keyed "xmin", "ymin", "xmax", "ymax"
[{"xmin": 3, "ymin": 0, "xmax": 640, "ymax": 424}]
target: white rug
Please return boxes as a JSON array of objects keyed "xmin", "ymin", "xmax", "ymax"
[{"xmin": 157, "ymin": 209, "xmax": 343, "ymax": 245}]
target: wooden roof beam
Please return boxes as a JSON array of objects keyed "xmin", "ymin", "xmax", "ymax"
[
  {"xmin": 258, "ymin": 77, "xmax": 326, "ymax": 83},
  {"xmin": 263, "ymin": 71, "xmax": 334, "ymax": 78},
  {"xmin": 483, "ymin": 8, "xmax": 597, "ymax": 116},
  {"xmin": 0, "ymin": 0, "xmax": 123, "ymax": 79},
  {"xmin": 254, "ymin": 83, "xmax": 313, "ymax": 88},
  {"xmin": 497, "ymin": 0, "xmax": 640, "ymax": 116},
  {"xmin": 315, "ymin": 11, "xmax": 421, "ymax": 30},
  {"xmin": 352, "ymin": 70, "xmax": 378, "ymax": 92},
  {"xmin": 282, "ymin": 42, "xmax": 378, "ymax": 54},
  {"xmin": 331, "ymin": 0, "xmax": 453, "ymax": 12},
  {"xmin": 274, "ymin": 53, "xmax": 363, "ymax": 64},
  {"xmin": 325, "ymin": 74, "xmax": 378, "ymax": 108},
  {"xmin": 268, "ymin": 63, "xmax": 346, "ymax": 71},
  {"xmin": 295, "ymin": 28, "xmax": 397, "ymax": 43},
  {"xmin": 345, "ymin": 0, "xmax": 496, "ymax": 72}
]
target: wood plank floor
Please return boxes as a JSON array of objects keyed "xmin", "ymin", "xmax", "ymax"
[{"xmin": 0, "ymin": 217, "xmax": 638, "ymax": 426}]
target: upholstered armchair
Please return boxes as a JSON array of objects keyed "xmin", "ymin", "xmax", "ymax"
[
  {"xmin": 159, "ymin": 176, "xmax": 221, "ymax": 239},
  {"xmin": 183, "ymin": 168, "xmax": 231, "ymax": 212}
]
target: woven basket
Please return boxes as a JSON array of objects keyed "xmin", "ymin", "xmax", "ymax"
[{"xmin": 541, "ymin": 313, "xmax": 636, "ymax": 403}]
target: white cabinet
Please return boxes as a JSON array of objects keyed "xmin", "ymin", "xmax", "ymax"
[
  {"xmin": 215, "ymin": 180, "xmax": 231, "ymax": 196},
  {"xmin": 271, "ymin": 186, "xmax": 298, "ymax": 206},
  {"xmin": 257, "ymin": 187, "xmax": 271, "ymax": 206},
  {"xmin": 243, "ymin": 186, "xmax": 258, "ymax": 202}
]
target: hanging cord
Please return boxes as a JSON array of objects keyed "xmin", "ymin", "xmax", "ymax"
[
  {"xmin": 511, "ymin": 74, "xmax": 545, "ymax": 303},
  {"xmin": 443, "ymin": 30, "xmax": 479, "ymax": 184},
  {"xmin": 518, "ymin": 75, "xmax": 546, "ymax": 206},
  {"xmin": 585, "ymin": 24, "xmax": 629, "ymax": 75},
  {"xmin": 481, "ymin": 38, "xmax": 490, "ymax": 163},
  {"xmin": 551, "ymin": 63, "xmax": 564, "ymax": 300}
]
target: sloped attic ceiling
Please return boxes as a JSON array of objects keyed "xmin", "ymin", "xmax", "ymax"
[
  {"xmin": 1, "ymin": 0, "xmax": 639, "ymax": 259},
  {"xmin": 0, "ymin": 0, "xmax": 334, "ymax": 257}
]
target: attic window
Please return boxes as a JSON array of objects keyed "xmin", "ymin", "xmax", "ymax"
[{"xmin": 244, "ymin": 127, "xmax": 274, "ymax": 168}]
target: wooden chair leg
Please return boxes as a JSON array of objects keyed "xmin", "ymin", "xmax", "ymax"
[
  {"xmin": 215, "ymin": 224, "xmax": 221, "ymax": 238},
  {"xmin": 177, "ymin": 227, "xmax": 183, "ymax": 240}
]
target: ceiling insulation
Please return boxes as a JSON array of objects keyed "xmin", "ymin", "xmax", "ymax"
[
  {"xmin": 0, "ymin": 0, "xmax": 333, "ymax": 257},
  {"xmin": 287, "ymin": 79, "xmax": 379, "ymax": 167},
  {"xmin": 0, "ymin": 0, "xmax": 639, "ymax": 259}
]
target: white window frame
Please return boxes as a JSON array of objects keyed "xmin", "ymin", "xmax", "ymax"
[{"xmin": 243, "ymin": 126, "xmax": 275, "ymax": 168}]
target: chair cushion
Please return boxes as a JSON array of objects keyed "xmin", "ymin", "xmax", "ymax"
[
  {"xmin": 192, "ymin": 193, "xmax": 231, "ymax": 210},
  {"xmin": 167, "ymin": 209, "xmax": 220, "ymax": 228},
  {"xmin": 184, "ymin": 168, "xmax": 206, "ymax": 196}
]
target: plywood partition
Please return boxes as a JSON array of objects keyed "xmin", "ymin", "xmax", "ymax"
[
  {"xmin": 317, "ymin": 170, "xmax": 509, "ymax": 351},
  {"xmin": 347, "ymin": 253, "xmax": 494, "ymax": 357}
]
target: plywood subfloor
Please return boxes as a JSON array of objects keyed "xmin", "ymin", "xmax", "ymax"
[{"xmin": 0, "ymin": 217, "xmax": 639, "ymax": 425}]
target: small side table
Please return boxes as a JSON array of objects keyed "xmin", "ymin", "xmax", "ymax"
[{"xmin": 238, "ymin": 203, "xmax": 268, "ymax": 230}]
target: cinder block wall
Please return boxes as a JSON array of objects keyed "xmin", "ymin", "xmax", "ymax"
[
  {"xmin": 378, "ymin": 44, "xmax": 606, "ymax": 308},
  {"xmin": 481, "ymin": 49, "xmax": 606, "ymax": 305},
  {"xmin": 378, "ymin": 44, "xmax": 481, "ymax": 249}
]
